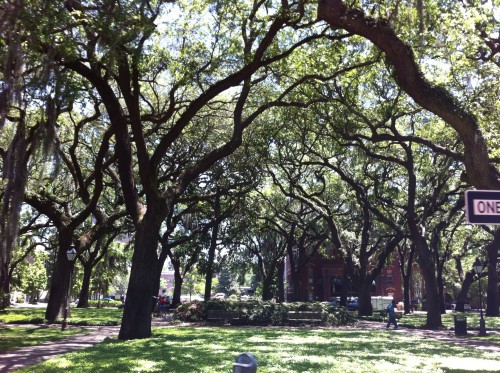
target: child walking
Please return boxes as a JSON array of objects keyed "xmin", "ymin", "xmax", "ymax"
[{"xmin": 386, "ymin": 299, "xmax": 399, "ymax": 330}]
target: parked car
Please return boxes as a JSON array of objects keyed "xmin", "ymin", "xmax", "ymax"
[
  {"xmin": 328, "ymin": 298, "xmax": 340, "ymax": 307},
  {"xmin": 213, "ymin": 293, "xmax": 226, "ymax": 299},
  {"xmin": 190, "ymin": 294, "xmax": 204, "ymax": 301},
  {"xmin": 346, "ymin": 297, "xmax": 359, "ymax": 311}
]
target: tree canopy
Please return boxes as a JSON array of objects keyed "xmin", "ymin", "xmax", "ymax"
[{"xmin": 1, "ymin": 0, "xmax": 498, "ymax": 338}]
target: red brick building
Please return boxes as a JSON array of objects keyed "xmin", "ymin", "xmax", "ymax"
[{"xmin": 285, "ymin": 253, "xmax": 403, "ymax": 302}]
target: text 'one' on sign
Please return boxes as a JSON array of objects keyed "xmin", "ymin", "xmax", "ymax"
[{"xmin": 465, "ymin": 190, "xmax": 500, "ymax": 224}]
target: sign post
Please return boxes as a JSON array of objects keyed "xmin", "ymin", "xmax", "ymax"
[{"xmin": 465, "ymin": 190, "xmax": 500, "ymax": 224}]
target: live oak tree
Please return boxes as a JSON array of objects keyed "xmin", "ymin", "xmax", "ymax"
[
  {"xmin": 267, "ymin": 104, "xmax": 406, "ymax": 315},
  {"xmin": 23, "ymin": 109, "xmax": 124, "ymax": 321},
  {"xmin": 20, "ymin": 0, "xmax": 340, "ymax": 339},
  {"xmin": 317, "ymin": 0, "xmax": 500, "ymax": 324},
  {"xmin": 5, "ymin": 0, "xmax": 499, "ymax": 336}
]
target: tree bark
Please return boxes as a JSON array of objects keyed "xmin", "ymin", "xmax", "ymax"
[
  {"xmin": 399, "ymin": 242, "xmax": 416, "ymax": 314},
  {"xmin": 415, "ymin": 236, "xmax": 442, "ymax": 328},
  {"xmin": 277, "ymin": 259, "xmax": 285, "ymax": 303},
  {"xmin": 486, "ymin": 228, "xmax": 500, "ymax": 316},
  {"xmin": 204, "ymin": 192, "xmax": 220, "ymax": 301},
  {"xmin": 437, "ymin": 266, "xmax": 446, "ymax": 315},
  {"xmin": 0, "ymin": 121, "xmax": 28, "ymax": 308},
  {"xmin": 45, "ymin": 233, "xmax": 74, "ymax": 323},
  {"xmin": 455, "ymin": 271, "xmax": 474, "ymax": 312},
  {"xmin": 118, "ymin": 211, "xmax": 164, "ymax": 340},
  {"xmin": 77, "ymin": 263, "xmax": 92, "ymax": 308},
  {"xmin": 171, "ymin": 259, "xmax": 184, "ymax": 307},
  {"xmin": 357, "ymin": 276, "xmax": 373, "ymax": 316},
  {"xmin": 261, "ymin": 272, "xmax": 275, "ymax": 301}
]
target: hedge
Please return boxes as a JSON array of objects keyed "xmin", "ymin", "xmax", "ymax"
[
  {"xmin": 174, "ymin": 300, "xmax": 356, "ymax": 326},
  {"xmin": 87, "ymin": 299, "xmax": 121, "ymax": 308}
]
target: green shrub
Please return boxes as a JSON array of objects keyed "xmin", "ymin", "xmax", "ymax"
[
  {"xmin": 175, "ymin": 301, "xmax": 204, "ymax": 322},
  {"xmin": 87, "ymin": 300, "xmax": 120, "ymax": 308},
  {"xmin": 174, "ymin": 300, "xmax": 355, "ymax": 326}
]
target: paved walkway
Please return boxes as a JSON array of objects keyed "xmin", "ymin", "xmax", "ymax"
[
  {"xmin": 0, "ymin": 319, "xmax": 498, "ymax": 372},
  {"xmin": 0, "ymin": 326, "xmax": 119, "ymax": 372},
  {"xmin": 356, "ymin": 320, "xmax": 500, "ymax": 353}
]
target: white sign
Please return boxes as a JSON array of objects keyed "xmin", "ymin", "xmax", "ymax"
[
  {"xmin": 472, "ymin": 199, "xmax": 500, "ymax": 215},
  {"xmin": 465, "ymin": 190, "xmax": 500, "ymax": 224}
]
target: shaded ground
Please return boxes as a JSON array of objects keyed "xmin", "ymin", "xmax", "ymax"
[
  {"xmin": 0, "ymin": 325, "xmax": 118, "ymax": 372},
  {"xmin": 0, "ymin": 316, "xmax": 498, "ymax": 372}
]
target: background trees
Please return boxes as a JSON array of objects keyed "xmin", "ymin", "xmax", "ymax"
[{"xmin": 1, "ymin": 0, "xmax": 498, "ymax": 339}]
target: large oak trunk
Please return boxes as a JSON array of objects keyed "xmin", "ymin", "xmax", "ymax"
[
  {"xmin": 455, "ymin": 271, "xmax": 474, "ymax": 312},
  {"xmin": 172, "ymin": 264, "xmax": 183, "ymax": 306},
  {"xmin": 277, "ymin": 260, "xmax": 285, "ymax": 302},
  {"xmin": 357, "ymin": 278, "xmax": 373, "ymax": 316},
  {"xmin": 486, "ymin": 229, "xmax": 500, "ymax": 316},
  {"xmin": 415, "ymin": 237, "xmax": 442, "ymax": 329},
  {"xmin": 45, "ymin": 235, "xmax": 74, "ymax": 323},
  {"xmin": 45, "ymin": 253, "xmax": 70, "ymax": 322},
  {"xmin": 204, "ymin": 212, "xmax": 219, "ymax": 301},
  {"xmin": 0, "ymin": 260, "xmax": 10, "ymax": 309},
  {"xmin": 77, "ymin": 264, "xmax": 92, "ymax": 308},
  {"xmin": 118, "ymin": 213, "xmax": 162, "ymax": 340},
  {"xmin": 262, "ymin": 273, "xmax": 275, "ymax": 301}
]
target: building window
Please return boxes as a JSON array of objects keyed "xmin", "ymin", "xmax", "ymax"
[{"xmin": 386, "ymin": 270, "xmax": 393, "ymax": 285}]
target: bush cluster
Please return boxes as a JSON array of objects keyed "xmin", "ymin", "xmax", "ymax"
[
  {"xmin": 0, "ymin": 291, "xmax": 10, "ymax": 310},
  {"xmin": 174, "ymin": 300, "xmax": 356, "ymax": 326},
  {"xmin": 87, "ymin": 299, "xmax": 120, "ymax": 308}
]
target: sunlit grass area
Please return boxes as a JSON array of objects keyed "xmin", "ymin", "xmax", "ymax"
[
  {"xmin": 396, "ymin": 311, "xmax": 500, "ymax": 330},
  {"xmin": 470, "ymin": 333, "xmax": 500, "ymax": 345},
  {"xmin": 363, "ymin": 310, "xmax": 500, "ymax": 331},
  {"xmin": 18, "ymin": 327, "xmax": 500, "ymax": 372},
  {"xmin": 0, "ymin": 326, "xmax": 89, "ymax": 352},
  {"xmin": 0, "ymin": 307, "xmax": 123, "ymax": 326}
]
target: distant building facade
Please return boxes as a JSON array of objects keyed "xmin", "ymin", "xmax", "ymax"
[
  {"xmin": 284, "ymin": 252, "xmax": 403, "ymax": 302},
  {"xmin": 159, "ymin": 271, "xmax": 175, "ymax": 295}
]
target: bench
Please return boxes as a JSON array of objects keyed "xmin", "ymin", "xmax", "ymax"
[
  {"xmin": 206, "ymin": 310, "xmax": 239, "ymax": 321},
  {"xmin": 287, "ymin": 311, "xmax": 323, "ymax": 323}
]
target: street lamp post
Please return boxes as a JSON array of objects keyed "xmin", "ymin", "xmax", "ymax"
[
  {"xmin": 472, "ymin": 258, "xmax": 487, "ymax": 337},
  {"xmin": 61, "ymin": 245, "xmax": 77, "ymax": 331}
]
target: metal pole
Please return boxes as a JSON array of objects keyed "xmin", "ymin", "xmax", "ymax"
[{"xmin": 478, "ymin": 275, "xmax": 487, "ymax": 336}]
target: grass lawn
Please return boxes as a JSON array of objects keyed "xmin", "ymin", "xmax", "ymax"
[
  {"xmin": 0, "ymin": 306, "xmax": 123, "ymax": 326},
  {"xmin": 17, "ymin": 327, "xmax": 500, "ymax": 373},
  {"xmin": 0, "ymin": 325, "xmax": 89, "ymax": 352},
  {"xmin": 366, "ymin": 311, "xmax": 500, "ymax": 330}
]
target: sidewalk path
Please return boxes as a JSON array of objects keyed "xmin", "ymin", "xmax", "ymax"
[
  {"xmin": 356, "ymin": 320, "xmax": 500, "ymax": 353},
  {"xmin": 0, "ymin": 319, "xmax": 498, "ymax": 372},
  {"xmin": 0, "ymin": 326, "xmax": 119, "ymax": 372}
]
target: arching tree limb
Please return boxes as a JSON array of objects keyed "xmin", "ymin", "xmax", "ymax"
[{"xmin": 317, "ymin": 0, "xmax": 500, "ymax": 189}]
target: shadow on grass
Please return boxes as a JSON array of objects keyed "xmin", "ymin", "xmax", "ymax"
[
  {"xmin": 0, "ymin": 307, "xmax": 122, "ymax": 326},
  {"xmin": 18, "ymin": 327, "xmax": 500, "ymax": 372},
  {"xmin": 0, "ymin": 326, "xmax": 88, "ymax": 352}
]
